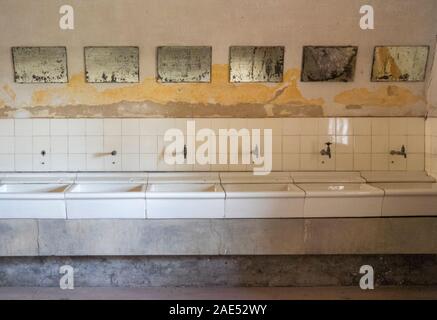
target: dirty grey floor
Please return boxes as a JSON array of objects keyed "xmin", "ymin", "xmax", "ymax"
[{"xmin": 0, "ymin": 286, "xmax": 436, "ymax": 300}]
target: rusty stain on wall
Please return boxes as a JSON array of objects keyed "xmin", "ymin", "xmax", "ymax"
[
  {"xmin": 334, "ymin": 85, "xmax": 425, "ymax": 108},
  {"xmin": 0, "ymin": 64, "xmax": 427, "ymax": 118}
]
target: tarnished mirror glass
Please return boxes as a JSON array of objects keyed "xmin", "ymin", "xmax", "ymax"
[
  {"xmin": 229, "ymin": 46, "xmax": 284, "ymax": 82},
  {"xmin": 371, "ymin": 46, "xmax": 429, "ymax": 82},
  {"xmin": 157, "ymin": 46, "xmax": 211, "ymax": 83},
  {"xmin": 12, "ymin": 47, "xmax": 68, "ymax": 83},
  {"xmin": 84, "ymin": 46, "xmax": 139, "ymax": 83},
  {"xmin": 301, "ymin": 46, "xmax": 358, "ymax": 82}
]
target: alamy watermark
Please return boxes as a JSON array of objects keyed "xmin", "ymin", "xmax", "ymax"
[{"xmin": 163, "ymin": 120, "xmax": 273, "ymax": 175}]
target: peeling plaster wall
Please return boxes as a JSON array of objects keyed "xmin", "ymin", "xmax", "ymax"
[{"xmin": 0, "ymin": 0, "xmax": 436, "ymax": 118}]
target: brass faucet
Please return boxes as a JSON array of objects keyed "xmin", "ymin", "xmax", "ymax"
[
  {"xmin": 390, "ymin": 145, "xmax": 407, "ymax": 158},
  {"xmin": 320, "ymin": 142, "xmax": 332, "ymax": 159}
]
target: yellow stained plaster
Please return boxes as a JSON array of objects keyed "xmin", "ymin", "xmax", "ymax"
[
  {"xmin": 31, "ymin": 65, "xmax": 323, "ymax": 107},
  {"xmin": 334, "ymin": 86, "xmax": 424, "ymax": 108},
  {"xmin": 2, "ymin": 84, "xmax": 16, "ymax": 101}
]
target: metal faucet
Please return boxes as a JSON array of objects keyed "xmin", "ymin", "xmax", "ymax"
[
  {"xmin": 320, "ymin": 142, "xmax": 332, "ymax": 159},
  {"xmin": 390, "ymin": 145, "xmax": 407, "ymax": 158}
]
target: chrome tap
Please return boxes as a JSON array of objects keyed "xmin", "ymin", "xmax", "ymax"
[
  {"xmin": 320, "ymin": 142, "xmax": 332, "ymax": 159},
  {"xmin": 390, "ymin": 145, "xmax": 407, "ymax": 158}
]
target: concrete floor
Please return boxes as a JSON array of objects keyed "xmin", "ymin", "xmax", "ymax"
[{"xmin": 0, "ymin": 286, "xmax": 436, "ymax": 300}]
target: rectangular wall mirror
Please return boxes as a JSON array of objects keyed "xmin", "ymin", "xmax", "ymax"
[{"xmin": 12, "ymin": 46, "xmax": 68, "ymax": 83}]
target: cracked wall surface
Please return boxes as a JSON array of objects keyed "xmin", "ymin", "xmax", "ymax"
[{"xmin": 0, "ymin": 0, "xmax": 436, "ymax": 118}]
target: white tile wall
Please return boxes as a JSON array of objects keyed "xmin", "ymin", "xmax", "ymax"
[{"xmin": 0, "ymin": 117, "xmax": 426, "ymax": 172}]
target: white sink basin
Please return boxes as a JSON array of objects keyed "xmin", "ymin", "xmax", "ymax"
[
  {"xmin": 1, "ymin": 173, "xmax": 76, "ymax": 184},
  {"xmin": 371, "ymin": 183, "xmax": 437, "ymax": 216},
  {"xmin": 66, "ymin": 183, "xmax": 146, "ymax": 219},
  {"xmin": 220, "ymin": 172, "xmax": 292, "ymax": 184},
  {"xmin": 361, "ymin": 171, "xmax": 435, "ymax": 183},
  {"xmin": 222, "ymin": 183, "xmax": 305, "ymax": 218},
  {"xmin": 146, "ymin": 183, "xmax": 225, "ymax": 218},
  {"xmin": 75, "ymin": 172, "xmax": 147, "ymax": 183},
  {"xmin": 297, "ymin": 183, "xmax": 383, "ymax": 217},
  {"xmin": 0, "ymin": 183, "xmax": 69, "ymax": 218},
  {"xmin": 290, "ymin": 171, "xmax": 365, "ymax": 183},
  {"xmin": 147, "ymin": 172, "xmax": 220, "ymax": 184}
]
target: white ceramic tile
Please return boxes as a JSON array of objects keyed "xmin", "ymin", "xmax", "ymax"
[
  {"xmin": 300, "ymin": 154, "xmax": 318, "ymax": 170},
  {"xmin": 407, "ymin": 135, "xmax": 424, "ymax": 153},
  {"xmin": 50, "ymin": 119, "xmax": 68, "ymax": 136},
  {"xmin": 335, "ymin": 136, "xmax": 353, "ymax": 154},
  {"xmin": 104, "ymin": 154, "xmax": 122, "ymax": 171},
  {"xmin": 209, "ymin": 119, "xmax": 229, "ymax": 135},
  {"xmin": 14, "ymin": 137, "xmax": 32, "ymax": 154},
  {"xmin": 50, "ymin": 136, "xmax": 68, "ymax": 154},
  {"xmin": 140, "ymin": 119, "xmax": 172, "ymax": 135},
  {"xmin": 103, "ymin": 119, "xmax": 121, "ymax": 136},
  {"xmin": 228, "ymin": 118, "xmax": 248, "ymax": 131},
  {"xmin": 86, "ymin": 136, "xmax": 104, "ymax": 153},
  {"xmin": 352, "ymin": 118, "xmax": 371, "ymax": 135},
  {"xmin": 51, "ymin": 154, "xmax": 68, "ymax": 171},
  {"xmin": 299, "ymin": 118, "xmax": 318, "ymax": 135},
  {"xmin": 33, "ymin": 136, "xmax": 50, "ymax": 154},
  {"xmin": 318, "ymin": 154, "xmax": 335, "ymax": 171},
  {"xmin": 86, "ymin": 154, "xmax": 104, "ymax": 171},
  {"xmin": 318, "ymin": 118, "xmax": 336, "ymax": 135},
  {"xmin": 0, "ymin": 154, "xmax": 14, "ymax": 171},
  {"xmin": 68, "ymin": 154, "xmax": 86, "ymax": 171},
  {"xmin": 140, "ymin": 154, "xmax": 157, "ymax": 171},
  {"xmin": 122, "ymin": 154, "xmax": 140, "ymax": 171},
  {"xmin": 14, "ymin": 119, "xmax": 33, "ymax": 136},
  {"xmin": 282, "ymin": 118, "xmax": 301, "ymax": 135},
  {"xmin": 372, "ymin": 154, "xmax": 389, "ymax": 171},
  {"xmin": 122, "ymin": 119, "xmax": 140, "ymax": 135},
  {"xmin": 353, "ymin": 153, "xmax": 371, "ymax": 171},
  {"xmin": 68, "ymin": 119, "xmax": 86, "ymax": 135},
  {"xmin": 140, "ymin": 136, "xmax": 158, "ymax": 154},
  {"xmin": 282, "ymin": 136, "xmax": 300, "ymax": 154},
  {"xmin": 15, "ymin": 154, "xmax": 33, "ymax": 171},
  {"xmin": 68, "ymin": 136, "xmax": 86, "ymax": 154},
  {"xmin": 336, "ymin": 154, "xmax": 354, "ymax": 171},
  {"xmin": 371, "ymin": 118, "xmax": 389, "ymax": 135},
  {"xmin": 372, "ymin": 135, "xmax": 389, "ymax": 153},
  {"xmin": 430, "ymin": 118, "xmax": 437, "ymax": 136},
  {"xmin": 318, "ymin": 135, "xmax": 335, "ymax": 153},
  {"xmin": 300, "ymin": 136, "xmax": 318, "ymax": 153},
  {"xmin": 193, "ymin": 118, "xmax": 213, "ymax": 131},
  {"xmin": 33, "ymin": 154, "xmax": 50, "ymax": 171},
  {"xmin": 0, "ymin": 119, "xmax": 14, "ymax": 136},
  {"xmin": 354, "ymin": 136, "xmax": 371, "ymax": 153},
  {"xmin": 389, "ymin": 118, "xmax": 408, "ymax": 135},
  {"xmin": 104, "ymin": 136, "xmax": 122, "ymax": 154},
  {"xmin": 389, "ymin": 135, "xmax": 407, "ymax": 151},
  {"xmin": 335, "ymin": 118, "xmax": 352, "ymax": 135},
  {"xmin": 86, "ymin": 119, "xmax": 104, "ymax": 135},
  {"xmin": 407, "ymin": 118, "xmax": 424, "ymax": 135},
  {"xmin": 264, "ymin": 118, "xmax": 282, "ymax": 136},
  {"xmin": 389, "ymin": 155, "xmax": 407, "ymax": 171},
  {"xmin": 282, "ymin": 154, "xmax": 300, "ymax": 170},
  {"xmin": 0, "ymin": 137, "xmax": 14, "ymax": 154},
  {"xmin": 122, "ymin": 135, "xmax": 139, "ymax": 153},
  {"xmin": 407, "ymin": 153, "xmax": 425, "ymax": 171},
  {"xmin": 32, "ymin": 119, "xmax": 50, "ymax": 136}
]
